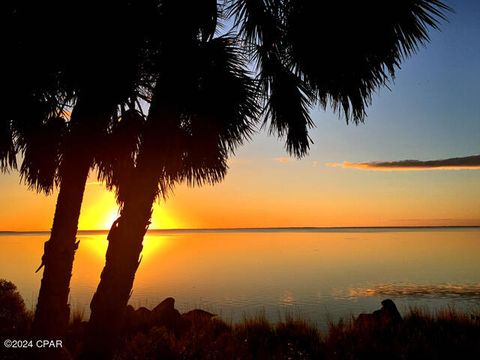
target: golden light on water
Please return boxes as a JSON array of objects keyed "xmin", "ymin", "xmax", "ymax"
[
  {"xmin": 82, "ymin": 234, "xmax": 169, "ymax": 261},
  {"xmin": 1, "ymin": 229, "xmax": 480, "ymax": 321},
  {"xmin": 82, "ymin": 236, "xmax": 109, "ymax": 258}
]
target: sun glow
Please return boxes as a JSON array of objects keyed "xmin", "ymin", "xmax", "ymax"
[
  {"xmin": 78, "ymin": 186, "xmax": 120, "ymax": 230},
  {"xmin": 78, "ymin": 181, "xmax": 179, "ymax": 259},
  {"xmin": 80, "ymin": 180, "xmax": 183, "ymax": 230},
  {"xmin": 151, "ymin": 203, "xmax": 182, "ymax": 230},
  {"xmin": 103, "ymin": 209, "xmax": 120, "ymax": 230}
]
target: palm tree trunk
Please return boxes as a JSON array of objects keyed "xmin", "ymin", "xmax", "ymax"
[
  {"xmin": 81, "ymin": 147, "xmax": 160, "ymax": 359},
  {"xmin": 32, "ymin": 98, "xmax": 113, "ymax": 338},
  {"xmin": 81, "ymin": 94, "xmax": 178, "ymax": 359}
]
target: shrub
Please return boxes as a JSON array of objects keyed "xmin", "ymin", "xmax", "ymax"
[{"xmin": 0, "ymin": 279, "xmax": 31, "ymax": 337}]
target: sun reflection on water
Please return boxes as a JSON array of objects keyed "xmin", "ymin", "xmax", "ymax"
[{"xmin": 81, "ymin": 234, "xmax": 169, "ymax": 262}]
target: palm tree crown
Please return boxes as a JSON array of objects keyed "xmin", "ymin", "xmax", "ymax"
[{"xmin": 227, "ymin": 0, "xmax": 450, "ymax": 157}]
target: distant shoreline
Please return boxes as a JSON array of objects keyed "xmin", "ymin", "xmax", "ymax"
[{"xmin": 1, "ymin": 225, "xmax": 479, "ymax": 235}]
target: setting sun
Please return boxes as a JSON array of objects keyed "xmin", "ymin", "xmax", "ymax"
[
  {"xmin": 78, "ymin": 185, "xmax": 119, "ymax": 230},
  {"xmin": 78, "ymin": 180, "xmax": 183, "ymax": 231}
]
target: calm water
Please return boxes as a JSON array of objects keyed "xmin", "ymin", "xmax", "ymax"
[{"xmin": 1, "ymin": 228, "xmax": 479, "ymax": 329}]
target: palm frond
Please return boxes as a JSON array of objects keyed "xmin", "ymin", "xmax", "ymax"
[
  {"xmin": 227, "ymin": 0, "xmax": 316, "ymax": 157},
  {"xmin": 284, "ymin": 0, "xmax": 451, "ymax": 123},
  {"xmin": 0, "ymin": 117, "xmax": 17, "ymax": 171},
  {"xmin": 226, "ymin": 0, "xmax": 281, "ymax": 46},
  {"xmin": 177, "ymin": 36, "xmax": 260, "ymax": 186},
  {"xmin": 263, "ymin": 58, "xmax": 314, "ymax": 157},
  {"xmin": 96, "ymin": 107, "xmax": 146, "ymax": 203},
  {"xmin": 19, "ymin": 116, "xmax": 67, "ymax": 193},
  {"xmin": 192, "ymin": 37, "xmax": 259, "ymax": 149},
  {"xmin": 226, "ymin": 0, "xmax": 450, "ymax": 152}
]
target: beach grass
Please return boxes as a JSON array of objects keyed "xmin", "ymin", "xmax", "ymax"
[
  {"xmin": 2, "ymin": 278, "xmax": 480, "ymax": 359},
  {"xmin": 115, "ymin": 307, "xmax": 480, "ymax": 360}
]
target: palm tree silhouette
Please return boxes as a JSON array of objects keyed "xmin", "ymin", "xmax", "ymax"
[
  {"xmin": 1, "ymin": 0, "xmax": 157, "ymax": 338},
  {"xmin": 82, "ymin": 0, "xmax": 450, "ymax": 358},
  {"xmin": 1, "ymin": 1, "xmax": 81, "ymax": 341},
  {"xmin": 82, "ymin": 4, "xmax": 259, "ymax": 357},
  {"xmin": 1, "ymin": 1, "xmax": 69, "ymax": 189},
  {"xmin": 30, "ymin": 1, "xmax": 159, "ymax": 339}
]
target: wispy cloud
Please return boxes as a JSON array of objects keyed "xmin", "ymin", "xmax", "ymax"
[
  {"xmin": 273, "ymin": 157, "xmax": 292, "ymax": 164},
  {"xmin": 326, "ymin": 155, "xmax": 480, "ymax": 171}
]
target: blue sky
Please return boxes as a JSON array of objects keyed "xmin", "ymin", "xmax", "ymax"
[{"xmin": 282, "ymin": 0, "xmax": 479, "ymax": 163}]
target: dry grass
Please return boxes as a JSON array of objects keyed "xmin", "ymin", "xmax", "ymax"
[
  {"xmin": 1, "ymin": 279, "xmax": 479, "ymax": 359},
  {"xmin": 324, "ymin": 306, "xmax": 480, "ymax": 360},
  {"xmin": 115, "ymin": 307, "xmax": 480, "ymax": 360},
  {"xmin": 116, "ymin": 313, "xmax": 324, "ymax": 360}
]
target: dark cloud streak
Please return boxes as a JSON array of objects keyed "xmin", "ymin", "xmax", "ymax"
[{"xmin": 327, "ymin": 154, "xmax": 480, "ymax": 171}]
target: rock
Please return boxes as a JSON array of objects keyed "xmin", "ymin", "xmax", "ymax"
[
  {"xmin": 153, "ymin": 297, "xmax": 175, "ymax": 313},
  {"xmin": 125, "ymin": 304, "xmax": 135, "ymax": 317},
  {"xmin": 380, "ymin": 299, "xmax": 402, "ymax": 324},
  {"xmin": 123, "ymin": 306, "xmax": 152, "ymax": 332},
  {"xmin": 135, "ymin": 307, "xmax": 152, "ymax": 327},
  {"xmin": 136, "ymin": 306, "xmax": 151, "ymax": 316},
  {"xmin": 356, "ymin": 299, "xmax": 402, "ymax": 328},
  {"xmin": 122, "ymin": 298, "xmax": 218, "ymax": 337},
  {"xmin": 123, "ymin": 298, "xmax": 182, "ymax": 334},
  {"xmin": 123, "ymin": 305, "xmax": 135, "ymax": 331},
  {"xmin": 182, "ymin": 309, "xmax": 217, "ymax": 322},
  {"xmin": 151, "ymin": 297, "xmax": 182, "ymax": 331}
]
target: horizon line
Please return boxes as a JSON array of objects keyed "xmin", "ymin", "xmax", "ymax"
[{"xmin": 1, "ymin": 225, "xmax": 479, "ymax": 234}]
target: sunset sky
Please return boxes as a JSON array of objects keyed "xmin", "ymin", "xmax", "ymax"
[{"xmin": 1, "ymin": 0, "xmax": 479, "ymax": 231}]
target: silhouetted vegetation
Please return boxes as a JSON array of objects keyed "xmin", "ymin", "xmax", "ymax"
[
  {"xmin": 325, "ymin": 306, "xmax": 480, "ymax": 360},
  {"xmin": 0, "ymin": 280, "xmax": 31, "ymax": 337},
  {"xmin": 114, "ymin": 306, "xmax": 480, "ymax": 360},
  {"xmin": 0, "ymin": 280, "xmax": 32, "ymax": 360},
  {"xmin": 1, "ymin": 281, "xmax": 478, "ymax": 360}
]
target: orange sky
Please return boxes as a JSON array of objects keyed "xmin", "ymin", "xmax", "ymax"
[{"xmin": 0, "ymin": 139, "xmax": 479, "ymax": 231}]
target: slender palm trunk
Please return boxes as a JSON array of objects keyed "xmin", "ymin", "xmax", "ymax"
[
  {"xmin": 82, "ymin": 151, "xmax": 159, "ymax": 359},
  {"xmin": 32, "ymin": 98, "xmax": 113, "ymax": 338},
  {"xmin": 82, "ymin": 100, "xmax": 175, "ymax": 359}
]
